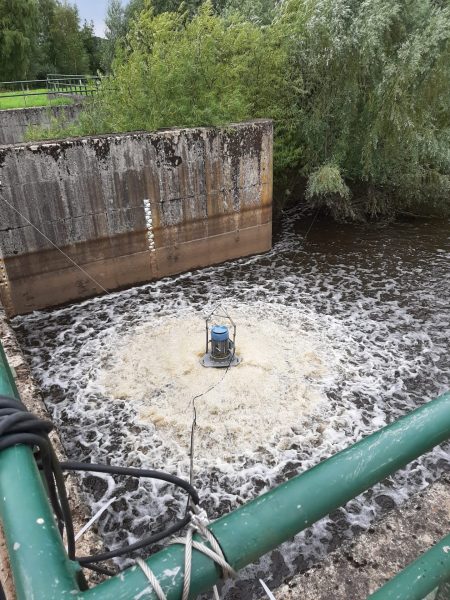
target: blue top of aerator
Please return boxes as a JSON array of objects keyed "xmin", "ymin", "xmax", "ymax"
[{"xmin": 211, "ymin": 325, "xmax": 229, "ymax": 342}]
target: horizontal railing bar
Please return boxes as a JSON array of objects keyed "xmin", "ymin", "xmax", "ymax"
[
  {"xmin": 81, "ymin": 391, "xmax": 450, "ymax": 600},
  {"xmin": 0, "ymin": 92, "xmax": 72, "ymax": 98},
  {"xmin": 0, "ymin": 79, "xmax": 49, "ymax": 85},
  {"xmin": 47, "ymin": 74, "xmax": 100, "ymax": 79}
]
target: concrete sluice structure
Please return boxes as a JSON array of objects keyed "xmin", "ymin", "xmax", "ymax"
[{"xmin": 0, "ymin": 120, "xmax": 272, "ymax": 316}]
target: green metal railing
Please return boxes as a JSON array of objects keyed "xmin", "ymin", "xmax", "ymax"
[
  {"xmin": 0, "ymin": 342, "xmax": 80, "ymax": 598},
  {"xmin": 368, "ymin": 532, "xmax": 450, "ymax": 600},
  {"xmin": 0, "ymin": 338, "xmax": 449, "ymax": 599},
  {"xmin": 0, "ymin": 75, "xmax": 100, "ymax": 108},
  {"xmin": 46, "ymin": 74, "xmax": 100, "ymax": 97}
]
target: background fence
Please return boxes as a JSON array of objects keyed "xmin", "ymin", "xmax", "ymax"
[{"xmin": 0, "ymin": 75, "xmax": 100, "ymax": 109}]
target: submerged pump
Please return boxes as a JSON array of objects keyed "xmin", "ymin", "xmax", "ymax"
[{"xmin": 201, "ymin": 310, "xmax": 241, "ymax": 368}]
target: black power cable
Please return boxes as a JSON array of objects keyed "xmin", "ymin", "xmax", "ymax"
[
  {"xmin": 62, "ymin": 461, "xmax": 199, "ymax": 565},
  {"xmin": 0, "ymin": 394, "xmax": 199, "ymax": 578},
  {"xmin": 0, "ymin": 395, "xmax": 76, "ymax": 557}
]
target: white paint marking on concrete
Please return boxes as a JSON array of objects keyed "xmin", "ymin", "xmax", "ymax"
[{"xmin": 143, "ymin": 198, "xmax": 156, "ymax": 253}]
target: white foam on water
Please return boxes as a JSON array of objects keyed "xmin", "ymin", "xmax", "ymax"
[
  {"xmin": 12, "ymin": 210, "xmax": 450, "ymax": 597},
  {"xmin": 100, "ymin": 305, "xmax": 331, "ymax": 460}
]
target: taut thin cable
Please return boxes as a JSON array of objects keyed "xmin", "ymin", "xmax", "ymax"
[
  {"xmin": 188, "ymin": 362, "xmax": 231, "ymax": 487},
  {"xmin": 188, "ymin": 305, "xmax": 235, "ymax": 487},
  {"xmin": 303, "ymin": 206, "xmax": 320, "ymax": 241},
  {"xmin": 0, "ymin": 193, "xmax": 109, "ymax": 294}
]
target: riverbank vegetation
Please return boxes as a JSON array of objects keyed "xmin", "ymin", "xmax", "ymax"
[{"xmin": 27, "ymin": 0, "xmax": 450, "ymax": 220}]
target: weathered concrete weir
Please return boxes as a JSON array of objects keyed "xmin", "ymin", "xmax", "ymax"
[
  {"xmin": 0, "ymin": 103, "xmax": 83, "ymax": 145},
  {"xmin": 0, "ymin": 120, "xmax": 273, "ymax": 316}
]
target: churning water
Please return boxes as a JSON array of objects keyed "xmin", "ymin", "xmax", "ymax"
[{"xmin": 12, "ymin": 209, "xmax": 450, "ymax": 598}]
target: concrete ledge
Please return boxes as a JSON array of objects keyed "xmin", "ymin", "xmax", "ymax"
[{"xmin": 273, "ymin": 477, "xmax": 450, "ymax": 599}]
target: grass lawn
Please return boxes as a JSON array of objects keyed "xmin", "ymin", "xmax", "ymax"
[{"xmin": 0, "ymin": 89, "xmax": 73, "ymax": 110}]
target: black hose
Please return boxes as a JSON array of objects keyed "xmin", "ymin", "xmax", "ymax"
[
  {"xmin": 0, "ymin": 395, "xmax": 199, "ymax": 573},
  {"xmin": 61, "ymin": 461, "xmax": 199, "ymax": 504},
  {"xmin": 0, "ymin": 395, "xmax": 76, "ymax": 559},
  {"xmin": 77, "ymin": 513, "xmax": 192, "ymax": 564},
  {"xmin": 61, "ymin": 461, "xmax": 199, "ymax": 563}
]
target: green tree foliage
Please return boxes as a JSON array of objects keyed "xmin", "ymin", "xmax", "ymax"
[
  {"xmin": 277, "ymin": 0, "xmax": 450, "ymax": 216},
  {"xmin": 102, "ymin": 0, "xmax": 126, "ymax": 72},
  {"xmin": 129, "ymin": 0, "xmax": 225, "ymax": 19},
  {"xmin": 101, "ymin": 0, "xmax": 212, "ymax": 74},
  {"xmin": 84, "ymin": 2, "xmax": 293, "ymax": 133},
  {"xmin": 124, "ymin": 0, "xmax": 146, "ymax": 27},
  {"xmin": 34, "ymin": 0, "xmax": 57, "ymax": 77},
  {"xmin": 1, "ymin": 0, "xmax": 100, "ymax": 80},
  {"xmin": 81, "ymin": 20, "xmax": 103, "ymax": 74},
  {"xmin": 0, "ymin": 0, "xmax": 38, "ymax": 80},
  {"xmin": 223, "ymin": 0, "xmax": 277, "ymax": 25},
  {"xmin": 29, "ymin": 0, "xmax": 450, "ymax": 219},
  {"xmin": 48, "ymin": 2, "xmax": 89, "ymax": 74}
]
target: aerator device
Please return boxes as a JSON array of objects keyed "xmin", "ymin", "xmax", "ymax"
[{"xmin": 200, "ymin": 309, "xmax": 241, "ymax": 368}]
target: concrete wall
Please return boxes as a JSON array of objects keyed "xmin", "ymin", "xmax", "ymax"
[
  {"xmin": 0, "ymin": 104, "xmax": 83, "ymax": 145},
  {"xmin": 0, "ymin": 120, "xmax": 272, "ymax": 316}
]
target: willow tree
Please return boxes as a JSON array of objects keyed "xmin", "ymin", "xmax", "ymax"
[
  {"xmin": 80, "ymin": 1, "xmax": 293, "ymax": 134},
  {"xmin": 277, "ymin": 0, "xmax": 450, "ymax": 217},
  {"xmin": 0, "ymin": 0, "xmax": 38, "ymax": 80},
  {"xmin": 27, "ymin": 0, "xmax": 450, "ymax": 219}
]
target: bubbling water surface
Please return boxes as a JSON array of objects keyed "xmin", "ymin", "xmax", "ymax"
[
  {"xmin": 12, "ymin": 209, "xmax": 450, "ymax": 598},
  {"xmin": 100, "ymin": 306, "xmax": 333, "ymax": 460}
]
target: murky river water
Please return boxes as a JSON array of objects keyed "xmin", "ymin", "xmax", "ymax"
[{"xmin": 12, "ymin": 208, "xmax": 450, "ymax": 598}]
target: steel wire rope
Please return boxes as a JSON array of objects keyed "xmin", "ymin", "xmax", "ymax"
[
  {"xmin": 136, "ymin": 506, "xmax": 237, "ymax": 600},
  {"xmin": 0, "ymin": 192, "xmax": 109, "ymax": 295},
  {"xmin": 171, "ymin": 306, "xmax": 236, "ymax": 599}
]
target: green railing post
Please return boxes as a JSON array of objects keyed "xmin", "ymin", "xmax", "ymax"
[
  {"xmin": 80, "ymin": 391, "xmax": 450, "ymax": 600},
  {"xmin": 0, "ymin": 341, "xmax": 81, "ymax": 599},
  {"xmin": 0, "ymin": 343, "xmax": 18, "ymax": 398},
  {"xmin": 368, "ymin": 532, "xmax": 450, "ymax": 600}
]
